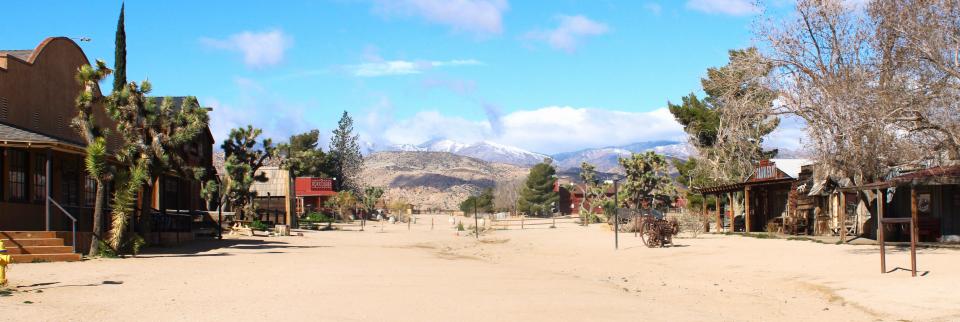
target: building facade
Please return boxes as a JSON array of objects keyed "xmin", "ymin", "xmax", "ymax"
[{"xmin": 0, "ymin": 37, "xmax": 214, "ymax": 239}]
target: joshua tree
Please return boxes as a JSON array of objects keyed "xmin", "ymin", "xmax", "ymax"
[
  {"xmin": 73, "ymin": 60, "xmax": 112, "ymax": 256},
  {"xmin": 105, "ymin": 82, "xmax": 209, "ymax": 251},
  {"xmin": 618, "ymin": 152, "xmax": 674, "ymax": 210},
  {"xmin": 218, "ymin": 125, "xmax": 275, "ymax": 219}
]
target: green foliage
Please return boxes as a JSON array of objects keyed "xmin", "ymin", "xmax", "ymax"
[
  {"xmin": 460, "ymin": 188, "xmax": 494, "ymax": 214},
  {"xmin": 618, "ymin": 152, "xmax": 675, "ymax": 209},
  {"xmin": 249, "ymin": 220, "xmax": 270, "ymax": 231},
  {"xmin": 221, "ymin": 125, "xmax": 276, "ymax": 218},
  {"xmin": 73, "ymin": 59, "xmax": 112, "ymax": 257},
  {"xmin": 668, "ymin": 47, "xmax": 779, "ymax": 185},
  {"xmin": 280, "ymin": 129, "xmax": 333, "ymax": 178},
  {"xmin": 518, "ymin": 160, "xmax": 558, "ymax": 216},
  {"xmin": 330, "ymin": 190, "xmax": 357, "ymax": 221},
  {"xmin": 668, "ymin": 93, "xmax": 719, "ymax": 147},
  {"xmin": 112, "ymin": 3, "xmax": 126, "ymax": 92},
  {"xmin": 328, "ymin": 111, "xmax": 363, "ymax": 192},
  {"xmin": 361, "ymin": 186, "xmax": 385, "ymax": 213},
  {"xmin": 456, "ymin": 222, "xmax": 465, "ymax": 231},
  {"xmin": 305, "ymin": 212, "xmax": 332, "ymax": 222}
]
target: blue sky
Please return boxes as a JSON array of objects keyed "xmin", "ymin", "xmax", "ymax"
[{"xmin": 0, "ymin": 0, "xmax": 803, "ymax": 154}]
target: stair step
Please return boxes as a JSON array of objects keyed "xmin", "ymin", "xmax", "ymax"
[
  {"xmin": 5, "ymin": 246, "xmax": 74, "ymax": 255},
  {"xmin": 1, "ymin": 238, "xmax": 66, "ymax": 247},
  {"xmin": 10, "ymin": 253, "xmax": 82, "ymax": 264},
  {"xmin": 0, "ymin": 231, "xmax": 57, "ymax": 239}
]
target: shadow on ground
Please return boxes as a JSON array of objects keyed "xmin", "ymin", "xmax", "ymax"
[{"xmin": 134, "ymin": 238, "xmax": 329, "ymax": 258}]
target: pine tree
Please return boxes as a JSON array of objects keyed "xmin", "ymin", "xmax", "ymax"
[
  {"xmin": 328, "ymin": 111, "xmax": 363, "ymax": 192},
  {"xmin": 280, "ymin": 129, "xmax": 332, "ymax": 178},
  {"xmin": 112, "ymin": 3, "xmax": 126, "ymax": 93},
  {"xmin": 517, "ymin": 160, "xmax": 558, "ymax": 217}
]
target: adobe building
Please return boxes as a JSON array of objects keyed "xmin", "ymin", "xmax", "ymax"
[{"xmin": 0, "ymin": 37, "xmax": 215, "ymax": 260}]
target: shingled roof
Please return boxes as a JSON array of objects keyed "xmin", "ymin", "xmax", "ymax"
[
  {"xmin": 0, "ymin": 122, "xmax": 85, "ymax": 151},
  {"xmin": 0, "ymin": 50, "xmax": 33, "ymax": 61}
]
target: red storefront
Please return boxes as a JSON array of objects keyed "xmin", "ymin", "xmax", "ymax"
[{"xmin": 294, "ymin": 177, "xmax": 336, "ymax": 215}]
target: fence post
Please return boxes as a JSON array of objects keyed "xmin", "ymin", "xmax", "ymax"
[
  {"xmin": 521, "ymin": 215, "xmax": 524, "ymax": 230},
  {"xmin": 431, "ymin": 217, "xmax": 434, "ymax": 230}
]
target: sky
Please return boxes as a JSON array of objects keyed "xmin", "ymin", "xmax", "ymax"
[{"xmin": 0, "ymin": 0, "xmax": 805, "ymax": 155}]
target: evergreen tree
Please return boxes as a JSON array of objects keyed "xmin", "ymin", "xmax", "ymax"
[
  {"xmin": 280, "ymin": 129, "xmax": 332, "ymax": 178},
  {"xmin": 112, "ymin": 3, "xmax": 126, "ymax": 93},
  {"xmin": 459, "ymin": 188, "xmax": 494, "ymax": 215},
  {"xmin": 618, "ymin": 152, "xmax": 674, "ymax": 210},
  {"xmin": 219, "ymin": 125, "xmax": 276, "ymax": 219},
  {"xmin": 328, "ymin": 111, "xmax": 363, "ymax": 192},
  {"xmin": 517, "ymin": 160, "xmax": 558, "ymax": 217}
]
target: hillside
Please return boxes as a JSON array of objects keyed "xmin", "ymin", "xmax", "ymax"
[{"xmin": 362, "ymin": 151, "xmax": 529, "ymax": 211}]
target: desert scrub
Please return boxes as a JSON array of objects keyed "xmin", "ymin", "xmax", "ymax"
[{"xmin": 250, "ymin": 220, "xmax": 270, "ymax": 231}]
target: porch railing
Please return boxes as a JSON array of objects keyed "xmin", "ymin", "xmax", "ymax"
[{"xmin": 47, "ymin": 197, "xmax": 78, "ymax": 254}]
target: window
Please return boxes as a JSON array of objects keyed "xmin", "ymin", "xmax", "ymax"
[
  {"xmin": 32, "ymin": 154, "xmax": 46, "ymax": 203},
  {"xmin": 8, "ymin": 149, "xmax": 27, "ymax": 201},
  {"xmin": 84, "ymin": 176, "xmax": 97, "ymax": 207},
  {"xmin": 61, "ymin": 158, "xmax": 80, "ymax": 206},
  {"xmin": 163, "ymin": 176, "xmax": 180, "ymax": 210}
]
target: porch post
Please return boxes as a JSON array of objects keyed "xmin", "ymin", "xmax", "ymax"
[
  {"xmin": 701, "ymin": 194, "xmax": 707, "ymax": 232},
  {"xmin": 839, "ymin": 192, "xmax": 846, "ymax": 243},
  {"xmin": 910, "ymin": 187, "xmax": 918, "ymax": 277},
  {"xmin": 45, "ymin": 149, "xmax": 52, "ymax": 231},
  {"xmin": 877, "ymin": 189, "xmax": 885, "ymax": 274},
  {"xmin": 744, "ymin": 187, "xmax": 751, "ymax": 233},
  {"xmin": 715, "ymin": 194, "xmax": 721, "ymax": 233}
]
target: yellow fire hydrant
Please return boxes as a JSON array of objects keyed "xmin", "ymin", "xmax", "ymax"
[{"xmin": 0, "ymin": 240, "xmax": 10, "ymax": 286}]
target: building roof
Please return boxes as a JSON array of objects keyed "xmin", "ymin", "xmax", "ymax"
[
  {"xmin": 770, "ymin": 158, "xmax": 813, "ymax": 179},
  {"xmin": 0, "ymin": 50, "xmax": 33, "ymax": 61},
  {"xmin": 841, "ymin": 165, "xmax": 960, "ymax": 191},
  {"xmin": 0, "ymin": 122, "xmax": 85, "ymax": 152}
]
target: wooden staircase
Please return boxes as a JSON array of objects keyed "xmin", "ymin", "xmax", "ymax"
[{"xmin": 1, "ymin": 231, "xmax": 82, "ymax": 263}]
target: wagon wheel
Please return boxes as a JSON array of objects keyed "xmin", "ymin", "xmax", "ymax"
[
  {"xmin": 640, "ymin": 219, "xmax": 659, "ymax": 248},
  {"xmin": 639, "ymin": 219, "xmax": 653, "ymax": 247}
]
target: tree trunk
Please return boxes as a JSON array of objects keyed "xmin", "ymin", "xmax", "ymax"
[
  {"xmin": 88, "ymin": 181, "xmax": 106, "ymax": 256},
  {"xmin": 138, "ymin": 181, "xmax": 155, "ymax": 242}
]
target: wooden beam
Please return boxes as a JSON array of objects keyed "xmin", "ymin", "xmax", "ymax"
[
  {"xmin": 877, "ymin": 189, "xmax": 885, "ymax": 274},
  {"xmin": 839, "ymin": 192, "xmax": 846, "ymax": 243},
  {"xmin": 701, "ymin": 194, "xmax": 708, "ymax": 232},
  {"xmin": 715, "ymin": 194, "xmax": 721, "ymax": 233},
  {"xmin": 910, "ymin": 187, "xmax": 918, "ymax": 277},
  {"xmin": 744, "ymin": 187, "xmax": 751, "ymax": 233}
]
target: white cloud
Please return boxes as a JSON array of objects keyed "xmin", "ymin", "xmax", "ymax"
[
  {"xmin": 345, "ymin": 59, "xmax": 482, "ymax": 77},
  {"xmin": 372, "ymin": 106, "xmax": 687, "ymax": 154},
  {"xmin": 373, "ymin": 0, "xmax": 509, "ymax": 36},
  {"xmin": 525, "ymin": 15, "xmax": 610, "ymax": 52},
  {"xmin": 686, "ymin": 0, "xmax": 760, "ymax": 16},
  {"xmin": 204, "ymin": 78, "xmax": 313, "ymax": 146},
  {"xmin": 201, "ymin": 29, "xmax": 292, "ymax": 68},
  {"xmin": 764, "ymin": 114, "xmax": 808, "ymax": 152}
]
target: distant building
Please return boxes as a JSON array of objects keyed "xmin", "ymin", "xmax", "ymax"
[{"xmin": 294, "ymin": 177, "xmax": 336, "ymax": 215}]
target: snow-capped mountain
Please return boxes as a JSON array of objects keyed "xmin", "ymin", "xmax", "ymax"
[
  {"xmin": 377, "ymin": 139, "xmax": 548, "ymax": 166},
  {"xmin": 372, "ymin": 138, "xmax": 692, "ymax": 169},
  {"xmin": 551, "ymin": 141, "xmax": 693, "ymax": 172}
]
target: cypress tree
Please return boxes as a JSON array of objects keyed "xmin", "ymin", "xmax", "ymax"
[{"xmin": 112, "ymin": 3, "xmax": 126, "ymax": 92}]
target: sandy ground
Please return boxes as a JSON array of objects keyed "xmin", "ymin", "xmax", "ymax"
[{"xmin": 3, "ymin": 216, "xmax": 960, "ymax": 322}]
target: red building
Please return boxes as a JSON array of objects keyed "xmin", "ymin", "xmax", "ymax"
[{"xmin": 294, "ymin": 177, "xmax": 336, "ymax": 215}]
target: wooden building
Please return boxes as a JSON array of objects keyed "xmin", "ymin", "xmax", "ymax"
[
  {"xmin": 697, "ymin": 159, "xmax": 811, "ymax": 233},
  {"xmin": 0, "ymin": 37, "xmax": 214, "ymax": 258}
]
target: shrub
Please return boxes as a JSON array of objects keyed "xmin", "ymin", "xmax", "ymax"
[
  {"xmin": 306, "ymin": 212, "xmax": 331, "ymax": 222},
  {"xmin": 457, "ymin": 222, "xmax": 465, "ymax": 231},
  {"xmin": 250, "ymin": 220, "xmax": 270, "ymax": 231}
]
